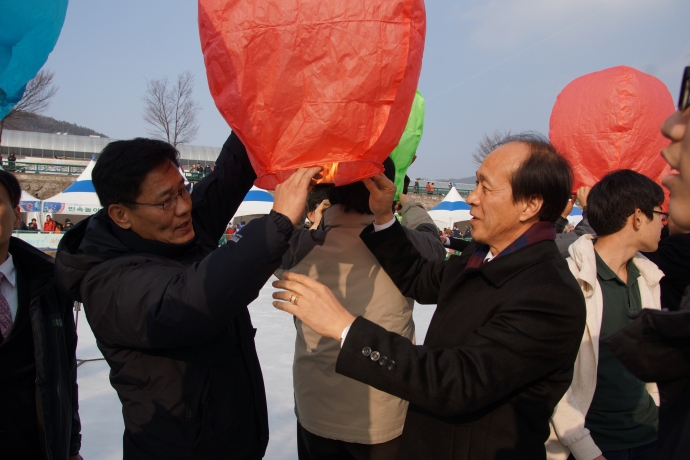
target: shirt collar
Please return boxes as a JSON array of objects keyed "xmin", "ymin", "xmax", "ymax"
[
  {"xmin": 0, "ymin": 253, "xmax": 17, "ymax": 287},
  {"xmin": 466, "ymin": 221, "xmax": 556, "ymax": 269},
  {"xmin": 594, "ymin": 250, "xmax": 640, "ymax": 286}
]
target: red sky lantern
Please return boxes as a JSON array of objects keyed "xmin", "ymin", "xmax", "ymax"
[
  {"xmin": 199, "ymin": 0, "xmax": 426, "ymax": 190},
  {"xmin": 549, "ymin": 66, "xmax": 675, "ymax": 203}
]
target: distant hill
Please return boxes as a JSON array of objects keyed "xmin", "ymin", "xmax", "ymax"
[
  {"xmin": 412, "ymin": 176, "xmax": 475, "ymax": 184},
  {"xmin": 4, "ymin": 115, "xmax": 107, "ymax": 137},
  {"xmin": 441, "ymin": 176, "xmax": 475, "ymax": 184}
]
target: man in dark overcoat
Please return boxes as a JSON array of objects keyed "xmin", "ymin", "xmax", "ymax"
[
  {"xmin": 0, "ymin": 170, "xmax": 82, "ymax": 460},
  {"xmin": 272, "ymin": 133, "xmax": 587, "ymax": 459}
]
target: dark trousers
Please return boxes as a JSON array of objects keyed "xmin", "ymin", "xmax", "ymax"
[
  {"xmin": 297, "ymin": 422, "xmax": 401, "ymax": 460},
  {"xmin": 568, "ymin": 440, "xmax": 657, "ymax": 460}
]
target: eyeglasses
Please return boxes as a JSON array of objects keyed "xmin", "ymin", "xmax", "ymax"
[
  {"xmin": 127, "ymin": 187, "xmax": 190, "ymax": 211},
  {"xmin": 679, "ymin": 66, "xmax": 690, "ymax": 112},
  {"xmin": 653, "ymin": 210, "xmax": 669, "ymax": 223}
]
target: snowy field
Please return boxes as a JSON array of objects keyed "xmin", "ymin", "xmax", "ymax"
[{"xmin": 76, "ymin": 276, "xmax": 436, "ymax": 460}]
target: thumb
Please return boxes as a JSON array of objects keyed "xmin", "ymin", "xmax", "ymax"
[{"xmin": 363, "ymin": 177, "xmax": 380, "ymax": 194}]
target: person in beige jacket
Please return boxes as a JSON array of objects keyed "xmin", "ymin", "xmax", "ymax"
[
  {"xmin": 547, "ymin": 170, "xmax": 665, "ymax": 460},
  {"xmin": 278, "ymin": 159, "xmax": 445, "ymax": 460}
]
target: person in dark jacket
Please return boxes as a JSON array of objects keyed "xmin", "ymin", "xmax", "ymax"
[
  {"xmin": 641, "ymin": 219, "xmax": 690, "ymax": 311},
  {"xmin": 554, "ymin": 186, "xmax": 596, "ymax": 257},
  {"xmin": 54, "ymin": 133, "xmax": 319, "ymax": 459},
  {"xmin": 272, "ymin": 133, "xmax": 587, "ymax": 459},
  {"xmin": 0, "ymin": 170, "xmax": 82, "ymax": 460},
  {"xmin": 605, "ymin": 66, "xmax": 690, "ymax": 459}
]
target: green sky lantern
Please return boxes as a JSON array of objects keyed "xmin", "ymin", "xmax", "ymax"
[{"xmin": 390, "ymin": 90, "xmax": 425, "ymax": 200}]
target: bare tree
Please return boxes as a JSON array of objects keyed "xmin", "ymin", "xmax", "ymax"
[
  {"xmin": 471, "ymin": 129, "xmax": 512, "ymax": 165},
  {"xmin": 142, "ymin": 71, "xmax": 201, "ymax": 147},
  {"xmin": 0, "ymin": 69, "xmax": 58, "ymax": 144}
]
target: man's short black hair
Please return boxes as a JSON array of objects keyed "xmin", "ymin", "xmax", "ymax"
[
  {"xmin": 491, "ymin": 132, "xmax": 573, "ymax": 223},
  {"xmin": 328, "ymin": 157, "xmax": 396, "ymax": 215},
  {"xmin": 92, "ymin": 138, "xmax": 179, "ymax": 208},
  {"xmin": 307, "ymin": 187, "xmax": 330, "ymax": 213},
  {"xmin": 587, "ymin": 169, "xmax": 665, "ymax": 237},
  {"xmin": 0, "ymin": 170, "xmax": 22, "ymax": 208}
]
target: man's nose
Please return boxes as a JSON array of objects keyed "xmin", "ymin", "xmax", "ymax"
[
  {"xmin": 466, "ymin": 187, "xmax": 479, "ymax": 206},
  {"xmin": 175, "ymin": 194, "xmax": 192, "ymax": 215},
  {"xmin": 660, "ymin": 110, "xmax": 686, "ymax": 142}
]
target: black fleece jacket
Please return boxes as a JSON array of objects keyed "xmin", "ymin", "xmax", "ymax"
[{"xmin": 55, "ymin": 133, "xmax": 292, "ymax": 459}]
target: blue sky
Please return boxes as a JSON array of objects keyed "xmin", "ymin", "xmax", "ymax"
[{"xmin": 42, "ymin": 0, "xmax": 690, "ymax": 179}]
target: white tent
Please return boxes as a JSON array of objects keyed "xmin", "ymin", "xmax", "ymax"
[
  {"xmin": 567, "ymin": 206, "xmax": 583, "ymax": 226},
  {"xmin": 427, "ymin": 187, "xmax": 472, "ymax": 230},
  {"xmin": 42, "ymin": 161, "xmax": 102, "ymax": 216},
  {"xmin": 232, "ymin": 186, "xmax": 273, "ymax": 222}
]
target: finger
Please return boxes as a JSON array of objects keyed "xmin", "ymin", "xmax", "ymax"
[
  {"xmin": 300, "ymin": 167, "xmax": 324, "ymax": 188},
  {"xmin": 282, "ymin": 271, "xmax": 324, "ymax": 289},
  {"xmin": 284, "ymin": 167, "xmax": 309, "ymax": 186},
  {"xmin": 272, "ymin": 278, "xmax": 310, "ymax": 296},
  {"xmin": 273, "ymin": 300, "xmax": 297, "ymax": 315},
  {"xmin": 272, "ymin": 291, "xmax": 298, "ymax": 303},
  {"xmin": 370, "ymin": 174, "xmax": 395, "ymax": 189},
  {"xmin": 363, "ymin": 177, "xmax": 378, "ymax": 194}
]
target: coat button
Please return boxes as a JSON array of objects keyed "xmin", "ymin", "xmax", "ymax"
[
  {"xmin": 387, "ymin": 361, "xmax": 397, "ymax": 371},
  {"xmin": 379, "ymin": 356, "xmax": 388, "ymax": 366},
  {"xmin": 370, "ymin": 351, "xmax": 380, "ymax": 361},
  {"xmin": 362, "ymin": 347, "xmax": 372, "ymax": 357}
]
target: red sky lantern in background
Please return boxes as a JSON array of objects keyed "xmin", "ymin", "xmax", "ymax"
[
  {"xmin": 549, "ymin": 66, "xmax": 675, "ymax": 202},
  {"xmin": 199, "ymin": 0, "xmax": 426, "ymax": 190}
]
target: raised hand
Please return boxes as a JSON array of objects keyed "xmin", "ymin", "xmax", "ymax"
[
  {"xmin": 272, "ymin": 271, "xmax": 355, "ymax": 340},
  {"xmin": 363, "ymin": 174, "xmax": 397, "ymax": 225},
  {"xmin": 576, "ymin": 186, "xmax": 591, "ymax": 208},
  {"xmin": 272, "ymin": 167, "xmax": 323, "ymax": 225}
]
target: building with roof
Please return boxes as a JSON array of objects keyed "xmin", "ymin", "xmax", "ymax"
[{"xmin": 0, "ymin": 129, "xmax": 222, "ymax": 166}]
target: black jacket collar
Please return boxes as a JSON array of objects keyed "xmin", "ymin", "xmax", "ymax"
[
  {"xmin": 469, "ymin": 240, "xmax": 559, "ymax": 288},
  {"xmin": 108, "ymin": 216, "xmax": 200, "ymax": 260}
]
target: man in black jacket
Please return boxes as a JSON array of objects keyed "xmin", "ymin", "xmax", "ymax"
[
  {"xmin": 272, "ymin": 133, "xmax": 587, "ymax": 459},
  {"xmin": 0, "ymin": 171, "xmax": 82, "ymax": 460},
  {"xmin": 55, "ymin": 133, "xmax": 319, "ymax": 459},
  {"xmin": 642, "ymin": 220, "xmax": 690, "ymax": 311}
]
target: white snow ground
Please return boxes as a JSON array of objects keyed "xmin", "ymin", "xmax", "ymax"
[{"xmin": 76, "ymin": 276, "xmax": 436, "ymax": 460}]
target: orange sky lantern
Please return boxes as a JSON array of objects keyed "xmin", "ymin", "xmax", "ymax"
[
  {"xmin": 199, "ymin": 0, "xmax": 426, "ymax": 189},
  {"xmin": 549, "ymin": 66, "xmax": 675, "ymax": 205}
]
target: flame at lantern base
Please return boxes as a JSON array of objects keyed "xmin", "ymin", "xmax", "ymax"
[{"xmin": 255, "ymin": 161, "xmax": 385, "ymax": 191}]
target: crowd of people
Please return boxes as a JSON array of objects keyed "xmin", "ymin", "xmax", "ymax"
[
  {"xmin": 16, "ymin": 214, "xmax": 74, "ymax": 233},
  {"xmin": 0, "ymin": 65, "xmax": 689, "ymax": 460},
  {"xmin": 187, "ymin": 162, "xmax": 214, "ymax": 177}
]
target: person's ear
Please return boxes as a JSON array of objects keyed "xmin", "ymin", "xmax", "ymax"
[
  {"xmin": 519, "ymin": 195, "xmax": 543, "ymax": 222},
  {"xmin": 631, "ymin": 209, "xmax": 645, "ymax": 231},
  {"xmin": 12, "ymin": 206, "xmax": 20, "ymax": 230},
  {"xmin": 108, "ymin": 204, "xmax": 133, "ymax": 229}
]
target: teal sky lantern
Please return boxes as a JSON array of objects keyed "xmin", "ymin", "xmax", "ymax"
[{"xmin": 0, "ymin": 0, "xmax": 68, "ymax": 119}]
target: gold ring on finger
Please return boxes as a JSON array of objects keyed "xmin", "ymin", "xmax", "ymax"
[{"xmin": 290, "ymin": 294, "xmax": 299, "ymax": 305}]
